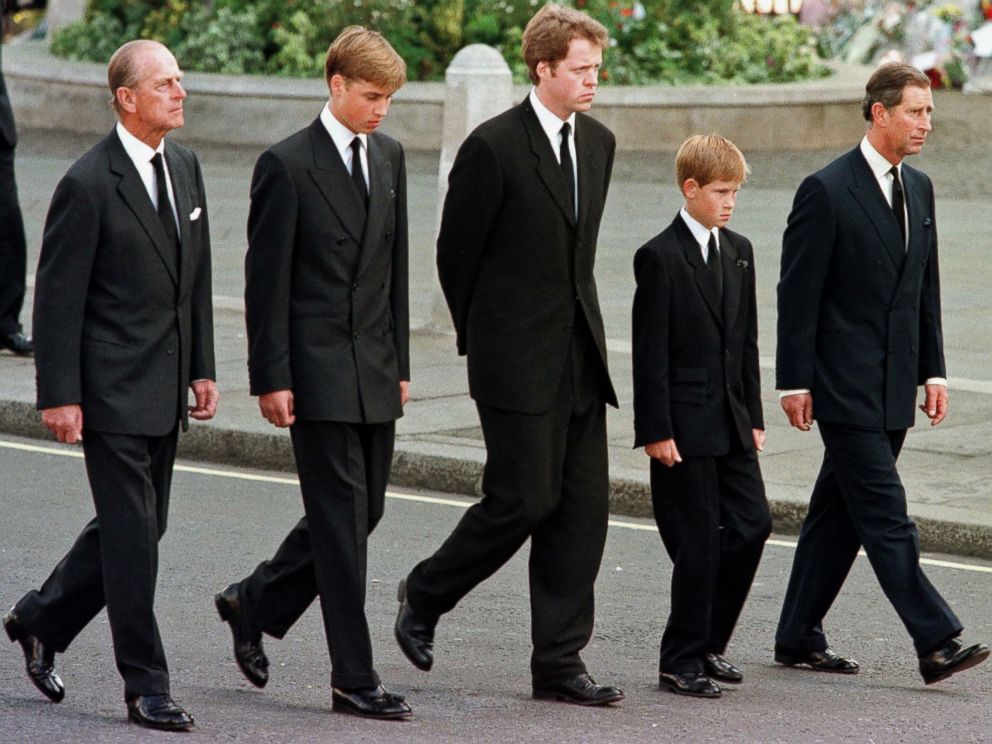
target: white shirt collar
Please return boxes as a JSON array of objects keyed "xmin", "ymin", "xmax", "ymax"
[
  {"xmin": 320, "ymin": 104, "xmax": 367, "ymax": 160},
  {"xmin": 529, "ymin": 88, "xmax": 576, "ymax": 141},
  {"xmin": 860, "ymin": 135, "xmax": 899, "ymax": 180},
  {"xmin": 679, "ymin": 207, "xmax": 718, "ymax": 250},
  {"xmin": 115, "ymin": 121, "xmax": 164, "ymax": 165}
]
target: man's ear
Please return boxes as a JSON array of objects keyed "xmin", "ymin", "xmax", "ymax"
[{"xmin": 116, "ymin": 87, "xmax": 136, "ymax": 114}]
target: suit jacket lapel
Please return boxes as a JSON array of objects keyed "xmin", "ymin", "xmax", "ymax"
[
  {"xmin": 519, "ymin": 99, "xmax": 576, "ymax": 226},
  {"xmin": 165, "ymin": 144, "xmax": 194, "ymax": 291},
  {"xmin": 719, "ymin": 233, "xmax": 743, "ymax": 328},
  {"xmin": 896, "ymin": 165, "xmax": 930, "ymax": 290},
  {"xmin": 674, "ymin": 217, "xmax": 722, "ymax": 327},
  {"xmin": 847, "ymin": 148, "xmax": 905, "ymax": 270},
  {"xmin": 575, "ymin": 116, "xmax": 606, "ymax": 235},
  {"xmin": 355, "ymin": 135, "xmax": 393, "ymax": 278},
  {"xmin": 307, "ymin": 119, "xmax": 367, "ymax": 244},
  {"xmin": 108, "ymin": 131, "xmax": 179, "ymax": 286}
]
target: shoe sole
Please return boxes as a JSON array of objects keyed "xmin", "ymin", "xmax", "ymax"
[
  {"xmin": 127, "ymin": 712, "xmax": 194, "ymax": 731},
  {"xmin": 533, "ymin": 690, "xmax": 625, "ymax": 706},
  {"xmin": 331, "ymin": 700, "xmax": 412, "ymax": 719},
  {"xmin": 658, "ymin": 682, "xmax": 721, "ymax": 699},
  {"xmin": 214, "ymin": 592, "xmax": 268, "ymax": 689},
  {"xmin": 922, "ymin": 646, "xmax": 991, "ymax": 685},
  {"xmin": 774, "ymin": 653, "xmax": 859, "ymax": 674},
  {"xmin": 395, "ymin": 579, "xmax": 433, "ymax": 672}
]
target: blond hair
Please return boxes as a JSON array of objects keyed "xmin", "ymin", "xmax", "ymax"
[
  {"xmin": 324, "ymin": 26, "xmax": 407, "ymax": 91},
  {"xmin": 676, "ymin": 134, "xmax": 750, "ymax": 189},
  {"xmin": 521, "ymin": 4, "xmax": 608, "ymax": 85}
]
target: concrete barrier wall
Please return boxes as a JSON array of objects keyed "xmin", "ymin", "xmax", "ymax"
[{"xmin": 4, "ymin": 39, "xmax": 871, "ymax": 151}]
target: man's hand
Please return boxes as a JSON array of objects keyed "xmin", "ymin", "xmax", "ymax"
[
  {"xmin": 921, "ymin": 383, "xmax": 948, "ymax": 426},
  {"xmin": 42, "ymin": 404, "xmax": 83, "ymax": 444},
  {"xmin": 645, "ymin": 438, "xmax": 682, "ymax": 467},
  {"xmin": 189, "ymin": 379, "xmax": 219, "ymax": 421},
  {"xmin": 752, "ymin": 428, "xmax": 765, "ymax": 452},
  {"xmin": 400, "ymin": 380, "xmax": 410, "ymax": 407},
  {"xmin": 259, "ymin": 389, "xmax": 295, "ymax": 427},
  {"xmin": 780, "ymin": 393, "xmax": 814, "ymax": 431}
]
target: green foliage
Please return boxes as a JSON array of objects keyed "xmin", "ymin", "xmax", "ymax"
[{"xmin": 51, "ymin": 0, "xmax": 829, "ymax": 85}]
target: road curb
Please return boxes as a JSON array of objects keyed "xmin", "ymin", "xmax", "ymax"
[{"xmin": 3, "ymin": 398, "xmax": 990, "ymax": 560}]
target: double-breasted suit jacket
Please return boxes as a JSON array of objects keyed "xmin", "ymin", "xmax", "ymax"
[
  {"xmin": 776, "ymin": 147, "xmax": 944, "ymax": 431},
  {"xmin": 245, "ymin": 119, "xmax": 409, "ymax": 422},
  {"xmin": 437, "ymin": 97, "xmax": 617, "ymax": 413},
  {"xmin": 34, "ymin": 130, "xmax": 215, "ymax": 433},
  {"xmin": 632, "ymin": 216, "xmax": 763, "ymax": 456}
]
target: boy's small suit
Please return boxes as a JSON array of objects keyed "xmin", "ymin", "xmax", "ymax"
[{"xmin": 632, "ymin": 212, "xmax": 771, "ymax": 676}]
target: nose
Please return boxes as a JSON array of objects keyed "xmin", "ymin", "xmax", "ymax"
[{"xmin": 174, "ymin": 81, "xmax": 187, "ymax": 100}]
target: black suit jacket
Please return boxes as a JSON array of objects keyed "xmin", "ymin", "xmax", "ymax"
[
  {"xmin": 0, "ymin": 42, "xmax": 16, "ymax": 150},
  {"xmin": 776, "ymin": 147, "xmax": 944, "ymax": 430},
  {"xmin": 245, "ymin": 119, "xmax": 409, "ymax": 424},
  {"xmin": 33, "ymin": 129, "xmax": 215, "ymax": 435},
  {"xmin": 436, "ymin": 97, "xmax": 617, "ymax": 414},
  {"xmin": 632, "ymin": 215, "xmax": 763, "ymax": 455}
]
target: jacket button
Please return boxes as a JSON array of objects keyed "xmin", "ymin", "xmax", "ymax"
[
  {"xmin": 167, "ymin": 347, "xmax": 175, "ymax": 355},
  {"xmin": 337, "ymin": 238, "xmax": 348, "ymax": 245},
  {"xmin": 353, "ymin": 332, "xmax": 360, "ymax": 339},
  {"xmin": 352, "ymin": 283, "xmax": 359, "ymax": 291}
]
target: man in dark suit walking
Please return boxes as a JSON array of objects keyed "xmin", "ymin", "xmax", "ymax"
[
  {"xmin": 775, "ymin": 62, "xmax": 988, "ymax": 684},
  {"xmin": 213, "ymin": 27, "xmax": 411, "ymax": 720},
  {"xmin": 632, "ymin": 134, "xmax": 771, "ymax": 699},
  {"xmin": 394, "ymin": 4, "xmax": 622, "ymax": 706},
  {"xmin": 3, "ymin": 40, "xmax": 216, "ymax": 730},
  {"xmin": 0, "ymin": 21, "xmax": 33, "ymax": 355}
]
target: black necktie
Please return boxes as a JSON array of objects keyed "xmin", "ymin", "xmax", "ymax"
[
  {"xmin": 151, "ymin": 152, "xmax": 179, "ymax": 271},
  {"xmin": 559, "ymin": 122, "xmax": 576, "ymax": 220},
  {"xmin": 350, "ymin": 137, "xmax": 368, "ymax": 210},
  {"xmin": 889, "ymin": 165, "xmax": 906, "ymax": 246},
  {"xmin": 707, "ymin": 231, "xmax": 723, "ymax": 298}
]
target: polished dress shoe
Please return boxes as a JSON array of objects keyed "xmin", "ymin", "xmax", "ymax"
[
  {"xmin": 703, "ymin": 653, "xmax": 743, "ymax": 684},
  {"xmin": 533, "ymin": 673, "xmax": 624, "ymax": 706},
  {"xmin": 919, "ymin": 637, "xmax": 990, "ymax": 685},
  {"xmin": 126, "ymin": 694, "xmax": 194, "ymax": 731},
  {"xmin": 774, "ymin": 646, "xmax": 859, "ymax": 674},
  {"xmin": 659, "ymin": 671, "xmax": 722, "ymax": 698},
  {"xmin": 4, "ymin": 609, "xmax": 65, "ymax": 703},
  {"xmin": 0, "ymin": 332, "xmax": 33, "ymax": 356},
  {"xmin": 331, "ymin": 685, "xmax": 412, "ymax": 719},
  {"xmin": 394, "ymin": 578, "xmax": 436, "ymax": 672},
  {"xmin": 215, "ymin": 583, "xmax": 268, "ymax": 688}
]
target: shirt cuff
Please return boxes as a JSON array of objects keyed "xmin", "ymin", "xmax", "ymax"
[
  {"xmin": 778, "ymin": 389, "xmax": 810, "ymax": 398},
  {"xmin": 924, "ymin": 377, "xmax": 947, "ymax": 387}
]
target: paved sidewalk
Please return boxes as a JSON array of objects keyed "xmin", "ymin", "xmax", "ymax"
[{"xmin": 2, "ymin": 122, "xmax": 991, "ymax": 557}]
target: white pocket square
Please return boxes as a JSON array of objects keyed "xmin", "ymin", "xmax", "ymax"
[{"xmin": 189, "ymin": 207, "xmax": 202, "ymax": 221}]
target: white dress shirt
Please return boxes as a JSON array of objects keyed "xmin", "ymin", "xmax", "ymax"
[
  {"xmin": 529, "ymin": 88, "xmax": 577, "ymax": 215},
  {"xmin": 679, "ymin": 207, "xmax": 719, "ymax": 262},
  {"xmin": 320, "ymin": 104, "xmax": 368, "ymax": 189},
  {"xmin": 116, "ymin": 121, "xmax": 178, "ymax": 231}
]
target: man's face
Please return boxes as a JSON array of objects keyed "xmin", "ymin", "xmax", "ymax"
[
  {"xmin": 683, "ymin": 178, "xmax": 740, "ymax": 230},
  {"xmin": 121, "ymin": 45, "xmax": 187, "ymax": 142},
  {"xmin": 875, "ymin": 84, "xmax": 933, "ymax": 160},
  {"xmin": 329, "ymin": 75, "xmax": 395, "ymax": 134},
  {"xmin": 535, "ymin": 37, "xmax": 603, "ymax": 120}
]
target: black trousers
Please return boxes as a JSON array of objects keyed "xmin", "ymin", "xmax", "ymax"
[
  {"xmin": 15, "ymin": 428, "xmax": 178, "ymax": 699},
  {"xmin": 237, "ymin": 420, "xmax": 393, "ymax": 690},
  {"xmin": 0, "ymin": 147, "xmax": 27, "ymax": 335},
  {"xmin": 776, "ymin": 423, "xmax": 961, "ymax": 656},
  {"xmin": 651, "ymin": 446, "xmax": 770, "ymax": 674},
  {"xmin": 405, "ymin": 324, "xmax": 610, "ymax": 687}
]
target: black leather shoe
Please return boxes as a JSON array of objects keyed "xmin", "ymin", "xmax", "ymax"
[
  {"xmin": 533, "ymin": 673, "xmax": 624, "ymax": 706},
  {"xmin": 0, "ymin": 332, "xmax": 32, "ymax": 356},
  {"xmin": 3, "ymin": 609, "xmax": 65, "ymax": 703},
  {"xmin": 126, "ymin": 694, "xmax": 194, "ymax": 731},
  {"xmin": 919, "ymin": 637, "xmax": 990, "ymax": 685},
  {"xmin": 659, "ymin": 671, "xmax": 722, "ymax": 698},
  {"xmin": 394, "ymin": 578, "xmax": 436, "ymax": 672},
  {"xmin": 215, "ymin": 584, "xmax": 268, "ymax": 688},
  {"xmin": 703, "ymin": 653, "xmax": 743, "ymax": 684},
  {"xmin": 774, "ymin": 646, "xmax": 859, "ymax": 674},
  {"xmin": 332, "ymin": 685, "xmax": 412, "ymax": 719}
]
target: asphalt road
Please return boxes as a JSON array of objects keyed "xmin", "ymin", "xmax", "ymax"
[{"xmin": 1, "ymin": 435, "xmax": 990, "ymax": 743}]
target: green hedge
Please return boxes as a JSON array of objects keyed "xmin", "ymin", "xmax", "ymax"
[{"xmin": 51, "ymin": 0, "xmax": 829, "ymax": 84}]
